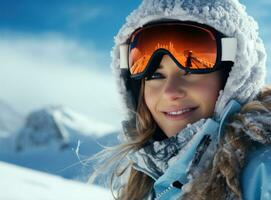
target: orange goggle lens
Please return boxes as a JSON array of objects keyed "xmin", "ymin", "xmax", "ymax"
[{"xmin": 128, "ymin": 23, "xmax": 217, "ymax": 76}]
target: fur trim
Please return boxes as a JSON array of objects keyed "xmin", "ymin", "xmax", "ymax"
[{"xmin": 180, "ymin": 86, "xmax": 271, "ymax": 200}]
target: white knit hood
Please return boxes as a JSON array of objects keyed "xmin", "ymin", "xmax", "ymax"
[{"xmin": 111, "ymin": 0, "xmax": 267, "ymax": 136}]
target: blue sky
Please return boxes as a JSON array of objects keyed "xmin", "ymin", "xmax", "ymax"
[
  {"xmin": 0, "ymin": 0, "xmax": 141, "ymax": 55},
  {"xmin": 0, "ymin": 0, "xmax": 270, "ymax": 127}
]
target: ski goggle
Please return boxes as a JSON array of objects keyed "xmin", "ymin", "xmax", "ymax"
[{"xmin": 119, "ymin": 21, "xmax": 237, "ymax": 80}]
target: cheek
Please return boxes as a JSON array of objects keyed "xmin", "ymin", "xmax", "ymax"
[
  {"xmin": 195, "ymin": 83, "xmax": 219, "ymax": 100},
  {"xmin": 144, "ymin": 85, "xmax": 157, "ymax": 112},
  {"xmin": 191, "ymin": 78, "xmax": 221, "ymax": 107}
]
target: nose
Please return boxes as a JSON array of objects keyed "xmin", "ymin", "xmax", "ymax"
[{"xmin": 162, "ymin": 73, "xmax": 187, "ymax": 101}]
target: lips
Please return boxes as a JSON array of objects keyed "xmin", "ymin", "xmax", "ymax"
[
  {"xmin": 166, "ymin": 108, "xmax": 194, "ymax": 115},
  {"xmin": 162, "ymin": 106, "xmax": 198, "ymax": 120},
  {"xmin": 164, "ymin": 106, "xmax": 198, "ymax": 114}
]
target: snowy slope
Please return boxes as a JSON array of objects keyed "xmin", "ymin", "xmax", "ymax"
[
  {"xmin": 0, "ymin": 161, "xmax": 113, "ymax": 200},
  {"xmin": 0, "ymin": 105, "xmax": 120, "ymax": 181}
]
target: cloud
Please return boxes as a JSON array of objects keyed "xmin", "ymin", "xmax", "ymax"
[
  {"xmin": 0, "ymin": 31, "xmax": 123, "ymax": 127},
  {"xmin": 0, "ymin": 31, "xmax": 108, "ymax": 68}
]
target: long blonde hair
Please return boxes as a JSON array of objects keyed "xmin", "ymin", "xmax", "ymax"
[
  {"xmin": 89, "ymin": 79, "xmax": 156, "ymax": 199},
  {"xmin": 90, "ymin": 83, "xmax": 271, "ymax": 199}
]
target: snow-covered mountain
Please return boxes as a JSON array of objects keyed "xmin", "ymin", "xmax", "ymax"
[
  {"xmin": 0, "ymin": 105, "xmax": 120, "ymax": 182},
  {"xmin": 0, "ymin": 161, "xmax": 113, "ymax": 200},
  {"xmin": 15, "ymin": 105, "xmax": 119, "ymax": 151}
]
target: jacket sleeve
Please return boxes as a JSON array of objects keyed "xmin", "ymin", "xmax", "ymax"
[{"xmin": 241, "ymin": 145, "xmax": 271, "ymax": 200}]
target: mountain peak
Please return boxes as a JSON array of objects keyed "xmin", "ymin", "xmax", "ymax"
[{"xmin": 15, "ymin": 105, "xmax": 119, "ymax": 151}]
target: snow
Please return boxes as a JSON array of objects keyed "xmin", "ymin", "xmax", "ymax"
[
  {"xmin": 51, "ymin": 106, "xmax": 118, "ymax": 137},
  {"xmin": 0, "ymin": 103, "xmax": 119, "ymax": 181},
  {"xmin": 0, "ymin": 161, "xmax": 113, "ymax": 200},
  {"xmin": 0, "ymin": 103, "xmax": 118, "ymax": 198}
]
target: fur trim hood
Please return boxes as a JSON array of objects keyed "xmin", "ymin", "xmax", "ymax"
[{"xmin": 111, "ymin": 0, "xmax": 267, "ymax": 136}]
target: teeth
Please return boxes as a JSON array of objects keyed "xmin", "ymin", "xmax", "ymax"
[{"xmin": 167, "ymin": 108, "xmax": 192, "ymax": 115}]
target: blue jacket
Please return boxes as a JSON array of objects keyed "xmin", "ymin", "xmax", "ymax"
[
  {"xmin": 151, "ymin": 100, "xmax": 271, "ymax": 200},
  {"xmin": 241, "ymin": 144, "xmax": 271, "ymax": 200}
]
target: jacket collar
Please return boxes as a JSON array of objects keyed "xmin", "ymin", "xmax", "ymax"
[
  {"xmin": 153, "ymin": 100, "xmax": 241, "ymax": 198},
  {"xmin": 129, "ymin": 100, "xmax": 241, "ymax": 184}
]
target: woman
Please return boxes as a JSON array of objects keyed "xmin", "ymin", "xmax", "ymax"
[{"xmin": 91, "ymin": 0, "xmax": 271, "ymax": 199}]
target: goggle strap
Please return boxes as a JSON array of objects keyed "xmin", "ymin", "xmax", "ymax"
[
  {"xmin": 221, "ymin": 38, "xmax": 237, "ymax": 62},
  {"xmin": 120, "ymin": 44, "xmax": 129, "ymax": 69}
]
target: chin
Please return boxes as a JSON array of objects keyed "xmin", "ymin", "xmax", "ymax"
[{"xmin": 165, "ymin": 128, "xmax": 184, "ymax": 137}]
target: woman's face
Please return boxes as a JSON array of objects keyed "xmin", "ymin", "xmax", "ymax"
[{"xmin": 144, "ymin": 55, "xmax": 222, "ymax": 137}]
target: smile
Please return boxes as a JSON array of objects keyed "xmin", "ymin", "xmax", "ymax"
[
  {"xmin": 163, "ymin": 107, "xmax": 198, "ymax": 120},
  {"xmin": 166, "ymin": 108, "xmax": 193, "ymax": 115}
]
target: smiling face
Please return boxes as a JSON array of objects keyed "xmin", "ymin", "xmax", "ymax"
[{"xmin": 144, "ymin": 55, "xmax": 223, "ymax": 137}]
